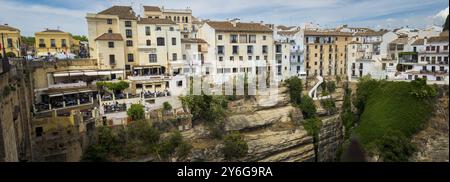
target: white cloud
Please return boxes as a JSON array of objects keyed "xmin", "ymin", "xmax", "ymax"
[{"xmin": 0, "ymin": 0, "xmax": 448, "ymax": 35}]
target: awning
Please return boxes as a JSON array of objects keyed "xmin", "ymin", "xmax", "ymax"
[{"xmin": 53, "ymin": 70, "xmax": 124, "ymax": 77}]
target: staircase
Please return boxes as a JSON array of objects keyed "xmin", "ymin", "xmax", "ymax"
[{"xmin": 308, "ymin": 76, "xmax": 331, "ymax": 100}]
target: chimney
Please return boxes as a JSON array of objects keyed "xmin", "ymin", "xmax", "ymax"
[
  {"xmin": 230, "ymin": 18, "xmax": 239, "ymax": 27},
  {"xmin": 424, "ymin": 37, "xmax": 427, "ymax": 45},
  {"xmin": 137, "ymin": 15, "xmax": 141, "ymax": 21}
]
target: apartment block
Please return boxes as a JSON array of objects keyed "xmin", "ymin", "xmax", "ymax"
[
  {"xmin": 400, "ymin": 31, "xmax": 449, "ymax": 82},
  {"xmin": 304, "ymin": 30, "xmax": 352, "ymax": 79},
  {"xmin": 275, "ymin": 26, "xmax": 306, "ymax": 80},
  {"xmin": 34, "ymin": 29, "xmax": 79, "ymax": 56},
  {"xmin": 198, "ymin": 19, "xmax": 274, "ymax": 80}
]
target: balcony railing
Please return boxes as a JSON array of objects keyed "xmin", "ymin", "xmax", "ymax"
[{"xmin": 48, "ymin": 81, "xmax": 87, "ymax": 89}]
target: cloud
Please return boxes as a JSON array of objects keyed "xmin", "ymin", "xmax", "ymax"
[{"xmin": 0, "ymin": 0, "xmax": 448, "ymax": 36}]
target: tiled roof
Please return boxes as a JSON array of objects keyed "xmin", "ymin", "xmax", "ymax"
[
  {"xmin": 37, "ymin": 29, "xmax": 66, "ymax": 33},
  {"xmin": 206, "ymin": 21, "xmax": 273, "ymax": 33},
  {"xmin": 98, "ymin": 6, "xmax": 136, "ymax": 20},
  {"xmin": 95, "ymin": 33, "xmax": 123, "ymax": 41},
  {"xmin": 390, "ymin": 37, "xmax": 409, "ymax": 44},
  {"xmin": 0, "ymin": 24, "xmax": 19, "ymax": 31},
  {"xmin": 181, "ymin": 38, "xmax": 207, "ymax": 44},
  {"xmin": 304, "ymin": 30, "xmax": 352, "ymax": 36},
  {"xmin": 138, "ymin": 18, "xmax": 176, "ymax": 25},
  {"xmin": 427, "ymin": 36, "xmax": 449, "ymax": 44},
  {"xmin": 354, "ymin": 30, "xmax": 387, "ymax": 36},
  {"xmin": 411, "ymin": 39, "xmax": 424, "ymax": 45},
  {"xmin": 277, "ymin": 30, "xmax": 300, "ymax": 36},
  {"xmin": 143, "ymin": 6, "xmax": 161, "ymax": 12}
]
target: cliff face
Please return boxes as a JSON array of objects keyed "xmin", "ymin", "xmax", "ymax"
[
  {"xmin": 411, "ymin": 89, "xmax": 449, "ymax": 162},
  {"xmin": 318, "ymin": 115, "xmax": 344, "ymax": 162},
  {"xmin": 185, "ymin": 87, "xmax": 344, "ymax": 162}
]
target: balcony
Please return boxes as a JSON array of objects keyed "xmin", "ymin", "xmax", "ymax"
[
  {"xmin": 127, "ymin": 75, "xmax": 170, "ymax": 81},
  {"xmin": 399, "ymin": 59, "xmax": 418, "ymax": 64},
  {"xmin": 39, "ymin": 44, "xmax": 46, "ymax": 48}
]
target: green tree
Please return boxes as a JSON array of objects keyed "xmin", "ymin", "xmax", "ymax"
[
  {"xmin": 341, "ymin": 83, "xmax": 354, "ymax": 137},
  {"xmin": 300, "ymin": 95, "xmax": 316, "ymax": 119},
  {"xmin": 163, "ymin": 101, "xmax": 172, "ymax": 111},
  {"xmin": 321, "ymin": 98, "xmax": 336, "ymax": 115},
  {"xmin": 409, "ymin": 78, "xmax": 437, "ymax": 98},
  {"xmin": 21, "ymin": 36, "xmax": 35, "ymax": 46},
  {"xmin": 73, "ymin": 35, "xmax": 88, "ymax": 42},
  {"xmin": 327, "ymin": 81, "xmax": 336, "ymax": 93},
  {"xmin": 354, "ymin": 75, "xmax": 379, "ymax": 115},
  {"xmin": 286, "ymin": 76, "xmax": 303, "ymax": 105},
  {"xmin": 377, "ymin": 130, "xmax": 416, "ymax": 162},
  {"xmin": 97, "ymin": 81, "xmax": 129, "ymax": 94},
  {"xmin": 127, "ymin": 104, "xmax": 145, "ymax": 121},
  {"xmin": 222, "ymin": 132, "xmax": 248, "ymax": 160}
]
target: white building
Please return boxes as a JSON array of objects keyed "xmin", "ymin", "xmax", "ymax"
[
  {"xmin": 399, "ymin": 32, "xmax": 449, "ymax": 83},
  {"xmin": 274, "ymin": 26, "xmax": 306, "ymax": 80}
]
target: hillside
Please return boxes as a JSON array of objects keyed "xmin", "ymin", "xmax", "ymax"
[{"xmin": 354, "ymin": 81, "xmax": 443, "ymax": 161}]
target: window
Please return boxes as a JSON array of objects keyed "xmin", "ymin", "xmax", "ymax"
[
  {"xmin": 125, "ymin": 65, "xmax": 131, "ymax": 70},
  {"xmin": 249, "ymin": 35, "xmax": 256, "ymax": 43},
  {"xmin": 172, "ymin": 53, "xmax": 177, "ymax": 61},
  {"xmin": 230, "ymin": 56, "xmax": 234, "ymax": 61},
  {"xmin": 230, "ymin": 34, "xmax": 238, "ymax": 43},
  {"xmin": 39, "ymin": 39, "xmax": 45, "ymax": 47},
  {"xmin": 61, "ymin": 39, "xmax": 66, "ymax": 47},
  {"xmin": 108, "ymin": 29, "xmax": 113, "ymax": 33},
  {"xmin": 217, "ymin": 46, "xmax": 224, "ymax": 54},
  {"xmin": 126, "ymin": 40, "xmax": 133, "ymax": 47},
  {"xmin": 217, "ymin": 68, "xmax": 224, "ymax": 73},
  {"xmin": 146, "ymin": 40, "xmax": 151, "ymax": 46},
  {"xmin": 169, "ymin": 27, "xmax": 174, "ymax": 31},
  {"xmin": 108, "ymin": 42, "xmax": 114, "ymax": 48},
  {"xmin": 239, "ymin": 34, "xmax": 247, "ymax": 43},
  {"xmin": 172, "ymin": 38, "xmax": 176, "ymax": 45},
  {"xmin": 126, "ymin": 29, "xmax": 132, "ymax": 38},
  {"xmin": 149, "ymin": 54, "xmax": 157, "ymax": 63},
  {"xmin": 107, "ymin": 19, "xmax": 112, "ymax": 24},
  {"xmin": 145, "ymin": 26, "xmax": 150, "ymax": 35},
  {"xmin": 127, "ymin": 54, "xmax": 134, "ymax": 62},
  {"xmin": 233, "ymin": 68, "xmax": 238, "ymax": 73},
  {"xmin": 177, "ymin": 81, "xmax": 183, "ymax": 87},
  {"xmin": 239, "ymin": 56, "xmax": 243, "ymax": 61},
  {"xmin": 263, "ymin": 35, "xmax": 267, "ymax": 40},
  {"xmin": 125, "ymin": 21, "xmax": 132, "ymax": 27},
  {"xmin": 7, "ymin": 38, "xmax": 13, "ymax": 48},
  {"xmin": 248, "ymin": 56, "xmax": 252, "ymax": 60},
  {"xmin": 157, "ymin": 37, "xmax": 165, "ymax": 46},
  {"xmin": 156, "ymin": 26, "xmax": 161, "ymax": 31},
  {"xmin": 262, "ymin": 45, "xmax": 268, "ymax": 54},
  {"xmin": 219, "ymin": 56, "xmax": 223, "ymax": 61},
  {"xmin": 232, "ymin": 46, "xmax": 239, "ymax": 54},
  {"xmin": 444, "ymin": 46, "xmax": 449, "ymax": 51},
  {"xmin": 109, "ymin": 54, "xmax": 115, "ymax": 65},
  {"xmin": 50, "ymin": 39, "xmax": 56, "ymax": 47},
  {"xmin": 218, "ymin": 35, "xmax": 223, "ymax": 40},
  {"xmin": 247, "ymin": 45, "xmax": 253, "ymax": 54},
  {"xmin": 256, "ymin": 56, "xmax": 260, "ymax": 60}
]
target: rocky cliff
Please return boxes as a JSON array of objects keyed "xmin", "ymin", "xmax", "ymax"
[
  {"xmin": 184, "ymin": 86, "xmax": 344, "ymax": 162},
  {"xmin": 411, "ymin": 88, "xmax": 449, "ymax": 162}
]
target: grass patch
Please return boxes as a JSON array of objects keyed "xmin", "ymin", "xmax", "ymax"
[{"xmin": 355, "ymin": 81, "xmax": 434, "ymax": 156}]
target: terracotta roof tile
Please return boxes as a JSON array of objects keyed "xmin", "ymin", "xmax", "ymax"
[
  {"xmin": 143, "ymin": 6, "xmax": 161, "ymax": 12},
  {"xmin": 304, "ymin": 30, "xmax": 352, "ymax": 36},
  {"xmin": 98, "ymin": 6, "xmax": 136, "ymax": 20},
  {"xmin": 95, "ymin": 33, "xmax": 123, "ymax": 41},
  {"xmin": 206, "ymin": 21, "xmax": 273, "ymax": 33},
  {"xmin": 411, "ymin": 38, "xmax": 424, "ymax": 45},
  {"xmin": 427, "ymin": 36, "xmax": 449, "ymax": 43}
]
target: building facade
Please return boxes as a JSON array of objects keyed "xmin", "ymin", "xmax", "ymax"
[
  {"xmin": 34, "ymin": 29, "xmax": 79, "ymax": 56},
  {"xmin": 0, "ymin": 24, "xmax": 21, "ymax": 58}
]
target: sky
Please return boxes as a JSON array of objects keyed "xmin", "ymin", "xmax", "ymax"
[{"xmin": 0, "ymin": 0, "xmax": 448, "ymax": 36}]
